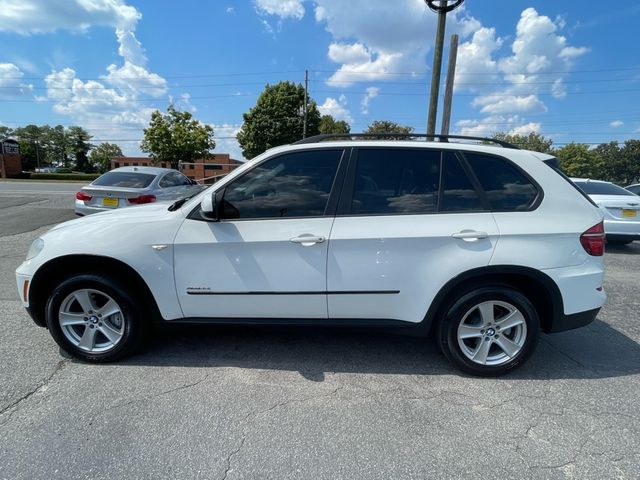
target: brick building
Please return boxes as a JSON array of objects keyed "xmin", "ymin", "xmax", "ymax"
[
  {"xmin": 0, "ymin": 139, "xmax": 22, "ymax": 178},
  {"xmin": 110, "ymin": 154, "xmax": 242, "ymax": 183}
]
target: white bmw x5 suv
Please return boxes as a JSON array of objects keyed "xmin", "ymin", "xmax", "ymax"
[{"xmin": 16, "ymin": 135, "xmax": 606, "ymax": 376}]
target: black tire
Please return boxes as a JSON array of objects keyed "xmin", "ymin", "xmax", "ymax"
[
  {"xmin": 437, "ymin": 286, "xmax": 540, "ymax": 377},
  {"xmin": 45, "ymin": 274, "xmax": 146, "ymax": 362}
]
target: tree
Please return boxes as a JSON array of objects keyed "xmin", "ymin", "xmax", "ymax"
[
  {"xmin": 13, "ymin": 124, "xmax": 44, "ymax": 171},
  {"xmin": 141, "ymin": 105, "xmax": 216, "ymax": 169},
  {"xmin": 319, "ymin": 115, "xmax": 350, "ymax": 135},
  {"xmin": 620, "ymin": 140, "xmax": 640, "ymax": 185},
  {"xmin": 0, "ymin": 126, "xmax": 13, "ymax": 141},
  {"xmin": 237, "ymin": 81, "xmax": 321, "ymax": 159},
  {"xmin": 90, "ymin": 143, "xmax": 123, "ymax": 173},
  {"xmin": 364, "ymin": 120, "xmax": 414, "ymax": 139},
  {"xmin": 66, "ymin": 126, "xmax": 93, "ymax": 172},
  {"xmin": 43, "ymin": 125, "xmax": 68, "ymax": 167},
  {"xmin": 492, "ymin": 132, "xmax": 554, "ymax": 154},
  {"xmin": 556, "ymin": 143, "xmax": 604, "ymax": 179}
]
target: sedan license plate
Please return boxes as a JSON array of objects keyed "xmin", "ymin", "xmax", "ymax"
[
  {"xmin": 102, "ymin": 197, "xmax": 119, "ymax": 207},
  {"xmin": 622, "ymin": 209, "xmax": 637, "ymax": 218}
]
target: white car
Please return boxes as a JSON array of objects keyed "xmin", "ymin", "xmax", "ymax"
[
  {"xmin": 16, "ymin": 135, "xmax": 606, "ymax": 376},
  {"xmin": 571, "ymin": 178, "xmax": 640, "ymax": 245}
]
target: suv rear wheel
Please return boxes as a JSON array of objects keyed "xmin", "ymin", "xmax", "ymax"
[
  {"xmin": 438, "ymin": 286, "xmax": 540, "ymax": 376},
  {"xmin": 45, "ymin": 274, "xmax": 145, "ymax": 362}
]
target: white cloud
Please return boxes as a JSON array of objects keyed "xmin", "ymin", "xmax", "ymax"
[
  {"xmin": 472, "ymin": 94, "xmax": 547, "ymax": 115},
  {"xmin": 455, "ymin": 115, "xmax": 540, "ymax": 137},
  {"xmin": 360, "ymin": 87, "xmax": 379, "ymax": 114},
  {"xmin": 318, "ymin": 95, "xmax": 353, "ymax": 124},
  {"xmin": 328, "ymin": 43, "xmax": 371, "ymax": 64},
  {"xmin": 226, "ymin": 7, "xmax": 235, "ymax": 14},
  {"xmin": 212, "ymin": 123, "xmax": 243, "ymax": 161},
  {"xmin": 0, "ymin": 0, "xmax": 140, "ymax": 34},
  {"xmin": 454, "ymin": 27, "xmax": 503, "ymax": 91},
  {"xmin": 455, "ymin": 8, "xmax": 588, "ymax": 138},
  {"xmin": 610, "ymin": 120, "xmax": 624, "ymax": 128},
  {"xmin": 0, "ymin": 63, "xmax": 34, "ymax": 99},
  {"xmin": 314, "ymin": 0, "xmax": 480, "ymax": 85},
  {"xmin": 254, "ymin": 0, "xmax": 305, "ymax": 20},
  {"xmin": 2, "ymin": 0, "xmax": 172, "ymax": 155}
]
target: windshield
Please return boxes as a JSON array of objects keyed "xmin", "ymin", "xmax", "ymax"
[
  {"xmin": 92, "ymin": 172, "xmax": 156, "ymax": 188},
  {"xmin": 573, "ymin": 181, "xmax": 634, "ymax": 196}
]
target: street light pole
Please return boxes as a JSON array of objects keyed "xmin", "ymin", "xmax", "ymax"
[{"xmin": 425, "ymin": 0, "xmax": 464, "ymax": 138}]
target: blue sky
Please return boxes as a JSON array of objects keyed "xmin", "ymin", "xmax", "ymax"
[{"xmin": 1, "ymin": 0, "xmax": 639, "ymax": 159}]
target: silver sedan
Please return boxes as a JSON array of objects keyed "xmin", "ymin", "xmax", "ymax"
[{"xmin": 75, "ymin": 166, "xmax": 205, "ymax": 216}]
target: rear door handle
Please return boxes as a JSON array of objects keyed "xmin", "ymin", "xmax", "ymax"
[
  {"xmin": 290, "ymin": 234, "xmax": 326, "ymax": 246},
  {"xmin": 451, "ymin": 230, "xmax": 489, "ymax": 241}
]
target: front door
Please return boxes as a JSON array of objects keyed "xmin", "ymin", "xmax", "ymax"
[{"xmin": 174, "ymin": 148, "xmax": 346, "ymax": 319}]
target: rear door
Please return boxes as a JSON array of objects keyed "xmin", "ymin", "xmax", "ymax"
[
  {"xmin": 173, "ymin": 148, "xmax": 347, "ymax": 319},
  {"xmin": 327, "ymin": 147, "xmax": 499, "ymax": 323}
]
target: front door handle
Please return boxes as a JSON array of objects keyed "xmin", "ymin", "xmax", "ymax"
[
  {"xmin": 290, "ymin": 234, "xmax": 326, "ymax": 246},
  {"xmin": 451, "ymin": 230, "xmax": 489, "ymax": 241}
]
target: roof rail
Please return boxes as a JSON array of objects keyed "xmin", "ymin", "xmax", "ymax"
[{"xmin": 292, "ymin": 133, "xmax": 520, "ymax": 149}]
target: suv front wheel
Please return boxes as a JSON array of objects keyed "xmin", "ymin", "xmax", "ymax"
[
  {"xmin": 45, "ymin": 274, "xmax": 145, "ymax": 362},
  {"xmin": 438, "ymin": 286, "xmax": 540, "ymax": 376}
]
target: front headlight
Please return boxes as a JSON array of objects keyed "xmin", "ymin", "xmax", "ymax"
[{"xmin": 26, "ymin": 238, "xmax": 44, "ymax": 260}]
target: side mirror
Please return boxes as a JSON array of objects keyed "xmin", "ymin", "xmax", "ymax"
[{"xmin": 200, "ymin": 191, "xmax": 220, "ymax": 221}]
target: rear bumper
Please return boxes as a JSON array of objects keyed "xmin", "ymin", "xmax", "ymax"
[
  {"xmin": 74, "ymin": 200, "xmax": 114, "ymax": 216},
  {"xmin": 604, "ymin": 219, "xmax": 640, "ymax": 237},
  {"xmin": 549, "ymin": 307, "xmax": 600, "ymax": 333}
]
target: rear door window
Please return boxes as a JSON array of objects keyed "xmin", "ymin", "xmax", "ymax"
[
  {"xmin": 351, "ymin": 148, "xmax": 441, "ymax": 215},
  {"xmin": 440, "ymin": 152, "xmax": 484, "ymax": 212}
]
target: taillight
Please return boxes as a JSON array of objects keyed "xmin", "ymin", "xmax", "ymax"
[
  {"xmin": 580, "ymin": 221, "xmax": 605, "ymax": 256},
  {"xmin": 128, "ymin": 194, "xmax": 156, "ymax": 205},
  {"xmin": 76, "ymin": 191, "xmax": 92, "ymax": 201}
]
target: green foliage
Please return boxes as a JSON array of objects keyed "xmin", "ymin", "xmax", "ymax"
[
  {"xmin": 30, "ymin": 173, "xmax": 101, "ymax": 181},
  {"xmin": 89, "ymin": 143, "xmax": 124, "ymax": 173},
  {"xmin": 65, "ymin": 126, "xmax": 94, "ymax": 172},
  {"xmin": 556, "ymin": 143, "xmax": 604, "ymax": 179},
  {"xmin": 492, "ymin": 132, "xmax": 554, "ymax": 154},
  {"xmin": 237, "ymin": 81, "xmax": 321, "ymax": 159},
  {"xmin": 0, "ymin": 126, "xmax": 13, "ymax": 140},
  {"xmin": 364, "ymin": 120, "xmax": 414, "ymax": 139},
  {"xmin": 141, "ymin": 105, "xmax": 215, "ymax": 169},
  {"xmin": 319, "ymin": 115, "xmax": 350, "ymax": 135},
  {"xmin": 11, "ymin": 124, "xmax": 93, "ymax": 171}
]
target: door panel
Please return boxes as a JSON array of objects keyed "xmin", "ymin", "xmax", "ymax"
[
  {"xmin": 174, "ymin": 217, "xmax": 334, "ymax": 318},
  {"xmin": 327, "ymin": 213, "xmax": 498, "ymax": 322}
]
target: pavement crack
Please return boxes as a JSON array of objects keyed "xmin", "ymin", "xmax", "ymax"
[
  {"xmin": 0, "ymin": 360, "xmax": 68, "ymax": 425},
  {"xmin": 221, "ymin": 436, "xmax": 245, "ymax": 480}
]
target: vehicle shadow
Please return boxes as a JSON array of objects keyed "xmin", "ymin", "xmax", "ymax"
[
  {"xmin": 606, "ymin": 242, "xmax": 640, "ymax": 255},
  {"xmin": 109, "ymin": 318, "xmax": 640, "ymax": 381}
]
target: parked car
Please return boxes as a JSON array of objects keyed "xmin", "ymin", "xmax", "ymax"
[
  {"xmin": 17, "ymin": 135, "xmax": 606, "ymax": 376},
  {"xmin": 571, "ymin": 178, "xmax": 640, "ymax": 245},
  {"xmin": 75, "ymin": 166, "xmax": 203, "ymax": 216},
  {"xmin": 626, "ymin": 184, "xmax": 640, "ymax": 195}
]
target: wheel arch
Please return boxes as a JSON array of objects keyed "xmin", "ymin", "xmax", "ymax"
[
  {"xmin": 421, "ymin": 265, "xmax": 564, "ymax": 334},
  {"xmin": 29, "ymin": 254, "xmax": 161, "ymax": 328}
]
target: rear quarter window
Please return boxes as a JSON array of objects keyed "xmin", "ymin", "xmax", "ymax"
[{"xmin": 464, "ymin": 153, "xmax": 539, "ymax": 211}]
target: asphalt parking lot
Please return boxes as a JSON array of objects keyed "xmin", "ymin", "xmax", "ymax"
[{"xmin": 0, "ymin": 181, "xmax": 638, "ymax": 479}]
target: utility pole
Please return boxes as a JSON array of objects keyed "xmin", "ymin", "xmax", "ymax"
[
  {"xmin": 303, "ymin": 69, "xmax": 309, "ymax": 139},
  {"xmin": 440, "ymin": 33, "xmax": 459, "ymax": 136},
  {"xmin": 425, "ymin": 0, "xmax": 464, "ymax": 138},
  {"xmin": 0, "ymin": 141, "xmax": 6, "ymax": 179}
]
